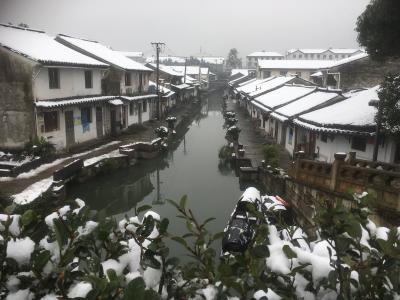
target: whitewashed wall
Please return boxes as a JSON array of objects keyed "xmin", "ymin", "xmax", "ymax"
[
  {"xmin": 259, "ymin": 69, "xmax": 314, "ymax": 81},
  {"xmin": 37, "ymin": 105, "xmax": 103, "ymax": 150},
  {"xmin": 120, "ymin": 71, "xmax": 150, "ymax": 95},
  {"xmin": 34, "ymin": 68, "xmax": 102, "ymax": 100},
  {"xmin": 315, "ymin": 134, "xmax": 397, "ymax": 163}
]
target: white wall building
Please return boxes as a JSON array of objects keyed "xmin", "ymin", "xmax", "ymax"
[
  {"xmin": 286, "ymin": 48, "xmax": 364, "ymax": 60},
  {"xmin": 246, "ymin": 51, "xmax": 284, "ymax": 68}
]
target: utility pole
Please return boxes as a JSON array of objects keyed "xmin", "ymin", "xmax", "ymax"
[
  {"xmin": 184, "ymin": 57, "xmax": 187, "ymax": 83},
  {"xmin": 151, "ymin": 42, "xmax": 165, "ymax": 119}
]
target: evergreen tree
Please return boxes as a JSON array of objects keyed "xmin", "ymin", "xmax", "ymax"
[
  {"xmin": 377, "ymin": 74, "xmax": 400, "ymax": 139},
  {"xmin": 226, "ymin": 48, "xmax": 242, "ymax": 69},
  {"xmin": 356, "ymin": 0, "xmax": 400, "ymax": 60}
]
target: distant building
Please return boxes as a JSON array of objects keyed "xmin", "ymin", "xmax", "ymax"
[
  {"xmin": 246, "ymin": 51, "xmax": 284, "ymax": 68},
  {"xmin": 257, "ymin": 60, "xmax": 333, "ymax": 82},
  {"xmin": 117, "ymin": 51, "xmax": 145, "ymax": 64},
  {"xmin": 286, "ymin": 48, "xmax": 364, "ymax": 60}
]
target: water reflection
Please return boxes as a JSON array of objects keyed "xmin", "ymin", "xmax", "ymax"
[{"xmin": 67, "ymin": 92, "xmax": 244, "ymax": 247}]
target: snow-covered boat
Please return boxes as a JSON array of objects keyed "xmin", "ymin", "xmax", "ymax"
[{"xmin": 221, "ymin": 188, "xmax": 291, "ymax": 254}]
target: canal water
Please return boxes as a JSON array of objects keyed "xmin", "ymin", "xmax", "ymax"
[{"xmin": 67, "ymin": 90, "xmax": 246, "ymax": 254}]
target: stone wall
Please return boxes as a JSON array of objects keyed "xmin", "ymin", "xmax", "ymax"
[
  {"xmin": 0, "ymin": 49, "xmax": 35, "ymax": 150},
  {"xmin": 259, "ymin": 152, "xmax": 400, "ymax": 229}
]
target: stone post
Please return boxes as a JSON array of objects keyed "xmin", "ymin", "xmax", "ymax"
[
  {"xmin": 348, "ymin": 151, "xmax": 356, "ymax": 164},
  {"xmin": 330, "ymin": 152, "xmax": 347, "ymax": 191},
  {"xmin": 294, "ymin": 151, "xmax": 305, "ymax": 179}
]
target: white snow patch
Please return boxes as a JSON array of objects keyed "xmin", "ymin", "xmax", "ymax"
[
  {"xmin": 6, "ymin": 289, "xmax": 33, "ymax": 300},
  {"xmin": 67, "ymin": 282, "xmax": 92, "ymax": 298},
  {"xmin": 7, "ymin": 237, "xmax": 35, "ymax": 265},
  {"xmin": 12, "ymin": 177, "xmax": 53, "ymax": 205}
]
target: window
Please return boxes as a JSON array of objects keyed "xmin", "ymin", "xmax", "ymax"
[
  {"xmin": 81, "ymin": 107, "xmax": 92, "ymax": 124},
  {"xmin": 263, "ymin": 71, "xmax": 271, "ymax": 78},
  {"xmin": 125, "ymin": 72, "xmax": 131, "ymax": 86},
  {"xmin": 323, "ymin": 55, "xmax": 327, "ymax": 59},
  {"xmin": 329, "ymin": 55, "xmax": 333, "ymax": 60},
  {"xmin": 296, "ymin": 71, "xmax": 302, "ymax": 77},
  {"xmin": 320, "ymin": 133, "xmax": 328, "ymax": 143},
  {"xmin": 304, "ymin": 54, "xmax": 308, "ymax": 59},
  {"xmin": 299, "ymin": 55, "xmax": 303, "ymax": 59},
  {"xmin": 351, "ymin": 136, "xmax": 367, "ymax": 152},
  {"xmin": 48, "ymin": 68, "xmax": 60, "ymax": 89},
  {"xmin": 85, "ymin": 70, "xmax": 93, "ymax": 89},
  {"xmin": 280, "ymin": 71, "xmax": 287, "ymax": 76},
  {"xmin": 288, "ymin": 127, "xmax": 293, "ymax": 145},
  {"xmin": 142, "ymin": 100, "xmax": 147, "ymax": 112},
  {"xmin": 317, "ymin": 54, "xmax": 320, "ymax": 59},
  {"xmin": 129, "ymin": 102, "xmax": 134, "ymax": 115},
  {"xmin": 43, "ymin": 111, "xmax": 59, "ymax": 132},
  {"xmin": 293, "ymin": 55, "xmax": 297, "ymax": 59}
]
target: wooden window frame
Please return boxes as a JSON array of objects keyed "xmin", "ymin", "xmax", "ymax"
[
  {"xmin": 125, "ymin": 72, "xmax": 132, "ymax": 86},
  {"xmin": 43, "ymin": 111, "xmax": 59, "ymax": 132},
  {"xmin": 48, "ymin": 68, "xmax": 60, "ymax": 89},
  {"xmin": 351, "ymin": 136, "xmax": 367, "ymax": 152},
  {"xmin": 81, "ymin": 107, "xmax": 92, "ymax": 123},
  {"xmin": 85, "ymin": 70, "xmax": 93, "ymax": 89}
]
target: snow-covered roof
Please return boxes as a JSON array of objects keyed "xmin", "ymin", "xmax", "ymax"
[
  {"xmin": 287, "ymin": 49, "xmax": 327, "ymax": 54},
  {"xmin": 274, "ymin": 89, "xmax": 342, "ymax": 118},
  {"xmin": 117, "ymin": 51, "xmax": 143, "ymax": 58},
  {"xmin": 120, "ymin": 94, "xmax": 157, "ymax": 102},
  {"xmin": 0, "ymin": 24, "xmax": 108, "ymax": 68},
  {"xmin": 247, "ymin": 51, "xmax": 284, "ymax": 57},
  {"xmin": 238, "ymin": 78, "xmax": 257, "ymax": 87},
  {"xmin": 231, "ymin": 69, "xmax": 250, "ymax": 76},
  {"xmin": 228, "ymin": 74, "xmax": 249, "ymax": 86},
  {"xmin": 248, "ymin": 76, "xmax": 299, "ymax": 97},
  {"xmin": 198, "ymin": 57, "xmax": 225, "ymax": 64},
  {"xmin": 328, "ymin": 52, "xmax": 369, "ymax": 68},
  {"xmin": 169, "ymin": 66, "xmax": 209, "ymax": 75},
  {"xmin": 35, "ymin": 95, "xmax": 117, "ymax": 108},
  {"xmin": 109, "ymin": 99, "xmax": 124, "ymax": 106},
  {"xmin": 236, "ymin": 78, "xmax": 273, "ymax": 94},
  {"xmin": 146, "ymin": 56, "xmax": 186, "ymax": 64},
  {"xmin": 295, "ymin": 86, "xmax": 379, "ymax": 131},
  {"xmin": 57, "ymin": 35, "xmax": 151, "ymax": 72},
  {"xmin": 287, "ymin": 48, "xmax": 362, "ymax": 55},
  {"xmin": 253, "ymin": 85, "xmax": 317, "ymax": 110},
  {"xmin": 149, "ymin": 81, "xmax": 173, "ymax": 94},
  {"xmin": 258, "ymin": 60, "xmax": 334, "ymax": 70},
  {"xmin": 148, "ymin": 64, "xmax": 183, "ymax": 77},
  {"xmin": 171, "ymin": 83, "xmax": 191, "ymax": 90}
]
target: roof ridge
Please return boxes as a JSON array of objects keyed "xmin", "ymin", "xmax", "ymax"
[
  {"xmin": 57, "ymin": 33, "xmax": 99, "ymax": 44},
  {"xmin": 0, "ymin": 23, "xmax": 45, "ymax": 34}
]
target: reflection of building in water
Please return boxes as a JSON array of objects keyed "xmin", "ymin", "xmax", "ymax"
[{"xmin": 117, "ymin": 174, "xmax": 155, "ymax": 212}]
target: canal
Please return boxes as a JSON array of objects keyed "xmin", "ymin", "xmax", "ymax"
[{"xmin": 67, "ymin": 90, "xmax": 248, "ymax": 253}]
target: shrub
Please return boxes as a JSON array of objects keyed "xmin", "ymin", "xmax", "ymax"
[
  {"xmin": 24, "ymin": 137, "xmax": 55, "ymax": 158},
  {"xmin": 262, "ymin": 144, "xmax": 280, "ymax": 168}
]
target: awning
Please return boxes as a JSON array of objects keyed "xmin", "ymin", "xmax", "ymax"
[
  {"xmin": 35, "ymin": 96, "xmax": 116, "ymax": 108},
  {"xmin": 108, "ymin": 99, "xmax": 124, "ymax": 106}
]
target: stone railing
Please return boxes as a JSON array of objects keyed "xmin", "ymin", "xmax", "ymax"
[{"xmin": 288, "ymin": 151, "xmax": 400, "ymax": 224}]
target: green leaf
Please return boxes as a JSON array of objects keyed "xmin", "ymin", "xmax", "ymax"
[
  {"xmin": 345, "ymin": 219, "xmax": 361, "ymax": 239},
  {"xmin": 171, "ymin": 236, "xmax": 187, "ymax": 247},
  {"xmin": 166, "ymin": 199, "xmax": 180, "ymax": 210},
  {"xmin": 107, "ymin": 269, "xmax": 118, "ymax": 282},
  {"xmin": 144, "ymin": 289, "xmax": 161, "ymax": 300},
  {"xmin": 166, "ymin": 257, "xmax": 180, "ymax": 267},
  {"xmin": 33, "ymin": 250, "xmax": 51, "ymax": 272},
  {"xmin": 179, "ymin": 195, "xmax": 187, "ymax": 210},
  {"xmin": 282, "ymin": 245, "xmax": 297, "ymax": 259},
  {"xmin": 53, "ymin": 218, "xmax": 68, "ymax": 248},
  {"xmin": 159, "ymin": 218, "xmax": 169, "ymax": 235},
  {"xmin": 212, "ymin": 232, "xmax": 225, "ymax": 241},
  {"xmin": 21, "ymin": 210, "xmax": 37, "ymax": 226},
  {"xmin": 124, "ymin": 277, "xmax": 146, "ymax": 300},
  {"xmin": 201, "ymin": 217, "xmax": 216, "ymax": 229},
  {"xmin": 252, "ymin": 245, "xmax": 270, "ymax": 258}
]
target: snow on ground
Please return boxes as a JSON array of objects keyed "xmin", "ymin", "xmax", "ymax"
[
  {"xmin": 83, "ymin": 149, "xmax": 125, "ymax": 167},
  {"xmin": 0, "ymin": 141, "xmax": 121, "ymax": 182},
  {"xmin": 12, "ymin": 177, "xmax": 53, "ymax": 205}
]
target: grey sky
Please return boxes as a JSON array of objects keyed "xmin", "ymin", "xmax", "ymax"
[{"xmin": 0, "ymin": 0, "xmax": 370, "ymax": 59}]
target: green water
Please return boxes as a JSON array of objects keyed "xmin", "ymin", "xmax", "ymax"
[{"xmin": 67, "ymin": 91, "xmax": 248, "ymax": 253}]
